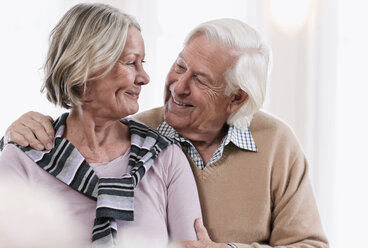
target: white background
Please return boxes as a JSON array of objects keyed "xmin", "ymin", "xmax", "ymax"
[{"xmin": 1, "ymin": 1, "xmax": 367, "ymax": 247}]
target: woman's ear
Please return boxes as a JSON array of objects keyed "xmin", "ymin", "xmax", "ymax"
[{"xmin": 227, "ymin": 90, "xmax": 248, "ymax": 113}]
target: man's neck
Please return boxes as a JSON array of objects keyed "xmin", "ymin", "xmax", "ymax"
[{"xmin": 180, "ymin": 125, "xmax": 228, "ymax": 165}]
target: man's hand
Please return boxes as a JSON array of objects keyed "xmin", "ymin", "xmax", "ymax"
[
  {"xmin": 5, "ymin": 111, "xmax": 54, "ymax": 150},
  {"xmin": 175, "ymin": 218, "xmax": 230, "ymax": 248}
]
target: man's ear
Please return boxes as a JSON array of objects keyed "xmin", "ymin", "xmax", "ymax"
[{"xmin": 227, "ymin": 89, "xmax": 248, "ymax": 113}]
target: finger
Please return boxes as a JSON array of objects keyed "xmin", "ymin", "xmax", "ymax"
[
  {"xmin": 45, "ymin": 115, "xmax": 54, "ymax": 122},
  {"xmin": 27, "ymin": 112, "xmax": 55, "ymax": 139},
  {"xmin": 9, "ymin": 125, "xmax": 45, "ymax": 150},
  {"xmin": 36, "ymin": 114, "xmax": 55, "ymax": 138},
  {"xmin": 30, "ymin": 119, "xmax": 55, "ymax": 150},
  {"xmin": 194, "ymin": 218, "xmax": 211, "ymax": 241},
  {"xmin": 17, "ymin": 117, "xmax": 53, "ymax": 150},
  {"xmin": 5, "ymin": 131, "xmax": 29, "ymax": 147}
]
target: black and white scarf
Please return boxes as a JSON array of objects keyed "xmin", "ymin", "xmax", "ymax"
[{"xmin": 16, "ymin": 113, "xmax": 174, "ymax": 248}]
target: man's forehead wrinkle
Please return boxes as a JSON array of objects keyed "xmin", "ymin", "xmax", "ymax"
[{"xmin": 178, "ymin": 51, "xmax": 214, "ymax": 81}]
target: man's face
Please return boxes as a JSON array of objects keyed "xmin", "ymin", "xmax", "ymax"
[{"xmin": 164, "ymin": 34, "xmax": 239, "ymax": 141}]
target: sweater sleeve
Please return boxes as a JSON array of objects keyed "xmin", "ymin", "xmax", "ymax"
[
  {"xmin": 165, "ymin": 144, "xmax": 202, "ymax": 241},
  {"xmin": 234, "ymin": 152, "xmax": 329, "ymax": 248}
]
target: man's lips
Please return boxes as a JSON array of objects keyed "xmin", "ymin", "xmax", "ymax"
[{"xmin": 172, "ymin": 96, "xmax": 193, "ymax": 107}]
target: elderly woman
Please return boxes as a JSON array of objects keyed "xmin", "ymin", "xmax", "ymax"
[{"xmin": 0, "ymin": 3, "xmax": 201, "ymax": 248}]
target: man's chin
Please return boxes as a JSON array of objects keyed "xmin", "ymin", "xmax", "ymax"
[
  {"xmin": 164, "ymin": 113, "xmax": 176, "ymax": 127},
  {"xmin": 164, "ymin": 112, "xmax": 181, "ymax": 129}
]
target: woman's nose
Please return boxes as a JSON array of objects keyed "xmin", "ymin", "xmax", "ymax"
[{"xmin": 135, "ymin": 67, "xmax": 150, "ymax": 85}]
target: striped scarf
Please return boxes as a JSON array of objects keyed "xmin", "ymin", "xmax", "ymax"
[{"xmin": 16, "ymin": 113, "xmax": 174, "ymax": 248}]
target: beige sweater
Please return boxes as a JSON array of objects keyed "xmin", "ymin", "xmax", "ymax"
[{"xmin": 135, "ymin": 107, "xmax": 328, "ymax": 248}]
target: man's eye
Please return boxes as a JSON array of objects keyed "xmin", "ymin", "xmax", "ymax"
[
  {"xmin": 175, "ymin": 63, "xmax": 185, "ymax": 72},
  {"xmin": 193, "ymin": 75, "xmax": 204, "ymax": 85}
]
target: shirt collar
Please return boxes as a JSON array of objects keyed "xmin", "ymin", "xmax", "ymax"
[
  {"xmin": 157, "ymin": 121, "xmax": 190, "ymax": 144},
  {"xmin": 224, "ymin": 124, "xmax": 258, "ymax": 152},
  {"xmin": 157, "ymin": 121, "xmax": 257, "ymax": 169},
  {"xmin": 157, "ymin": 121, "xmax": 257, "ymax": 152}
]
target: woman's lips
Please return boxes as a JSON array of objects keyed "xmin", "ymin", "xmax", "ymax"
[{"xmin": 125, "ymin": 91, "xmax": 140, "ymax": 99}]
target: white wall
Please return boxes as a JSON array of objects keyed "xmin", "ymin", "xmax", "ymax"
[
  {"xmin": 0, "ymin": 0, "xmax": 265, "ymax": 133},
  {"xmin": 0, "ymin": 1, "xmax": 67, "ymax": 133}
]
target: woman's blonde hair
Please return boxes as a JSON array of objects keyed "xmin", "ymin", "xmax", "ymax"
[{"xmin": 42, "ymin": 3, "xmax": 140, "ymax": 109}]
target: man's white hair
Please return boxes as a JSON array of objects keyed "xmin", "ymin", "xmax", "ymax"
[{"xmin": 184, "ymin": 18, "xmax": 272, "ymax": 129}]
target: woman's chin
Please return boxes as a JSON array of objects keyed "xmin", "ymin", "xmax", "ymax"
[{"xmin": 118, "ymin": 105, "xmax": 139, "ymax": 118}]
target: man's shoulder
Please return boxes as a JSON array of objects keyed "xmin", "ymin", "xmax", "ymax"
[
  {"xmin": 250, "ymin": 110, "xmax": 299, "ymax": 145},
  {"xmin": 133, "ymin": 106, "xmax": 165, "ymax": 129}
]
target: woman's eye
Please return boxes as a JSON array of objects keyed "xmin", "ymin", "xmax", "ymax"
[{"xmin": 127, "ymin": 60, "xmax": 145, "ymax": 67}]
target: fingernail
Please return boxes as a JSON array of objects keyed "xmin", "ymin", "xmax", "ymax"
[
  {"xmin": 20, "ymin": 141, "xmax": 28, "ymax": 147},
  {"xmin": 36, "ymin": 144, "xmax": 44, "ymax": 150},
  {"xmin": 198, "ymin": 218, "xmax": 203, "ymax": 226},
  {"xmin": 49, "ymin": 135, "xmax": 54, "ymax": 140},
  {"xmin": 46, "ymin": 142, "xmax": 53, "ymax": 150}
]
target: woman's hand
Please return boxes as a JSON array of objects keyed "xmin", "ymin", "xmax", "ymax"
[{"xmin": 4, "ymin": 111, "xmax": 54, "ymax": 150}]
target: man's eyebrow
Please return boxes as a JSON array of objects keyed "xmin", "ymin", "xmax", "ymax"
[{"xmin": 177, "ymin": 54, "xmax": 188, "ymax": 66}]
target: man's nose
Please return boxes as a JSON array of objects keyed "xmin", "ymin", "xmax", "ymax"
[{"xmin": 172, "ymin": 73, "xmax": 191, "ymax": 96}]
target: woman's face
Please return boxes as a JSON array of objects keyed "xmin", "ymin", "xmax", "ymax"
[{"xmin": 82, "ymin": 27, "xmax": 149, "ymax": 120}]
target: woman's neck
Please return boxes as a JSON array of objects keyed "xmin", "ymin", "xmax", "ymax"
[{"xmin": 64, "ymin": 107, "xmax": 130, "ymax": 163}]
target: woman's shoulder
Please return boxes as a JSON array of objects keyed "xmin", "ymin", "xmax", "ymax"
[
  {"xmin": 124, "ymin": 117, "xmax": 175, "ymax": 144},
  {"xmin": 0, "ymin": 144, "xmax": 36, "ymax": 178},
  {"xmin": 155, "ymin": 143, "xmax": 190, "ymax": 176},
  {"xmin": 1, "ymin": 143, "xmax": 30, "ymax": 160}
]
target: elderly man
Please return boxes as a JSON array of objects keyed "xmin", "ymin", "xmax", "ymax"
[{"xmin": 1, "ymin": 19, "xmax": 328, "ymax": 247}]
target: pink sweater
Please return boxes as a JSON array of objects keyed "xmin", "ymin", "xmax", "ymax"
[{"xmin": 0, "ymin": 143, "xmax": 202, "ymax": 247}]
